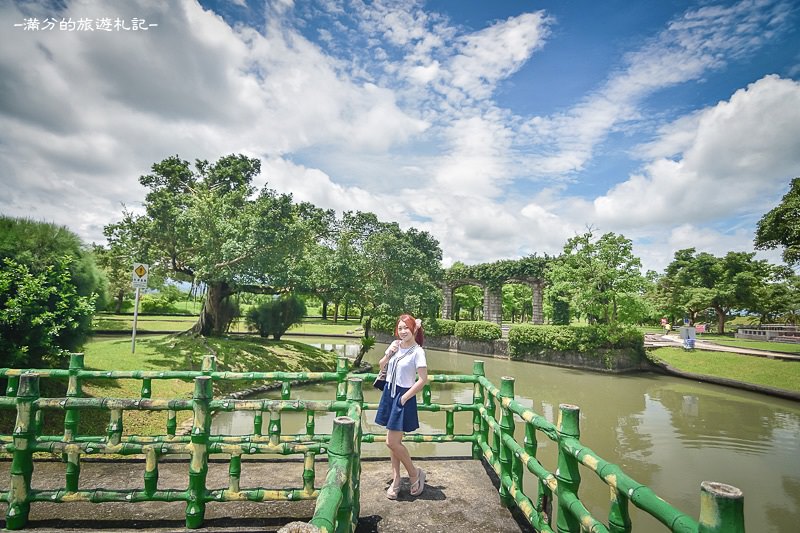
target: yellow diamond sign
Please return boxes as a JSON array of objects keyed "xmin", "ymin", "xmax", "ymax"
[{"xmin": 131, "ymin": 263, "xmax": 149, "ymax": 289}]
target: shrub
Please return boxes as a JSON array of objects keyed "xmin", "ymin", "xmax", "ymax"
[
  {"xmin": 454, "ymin": 320, "xmax": 502, "ymax": 341},
  {"xmin": 508, "ymin": 324, "xmax": 644, "ymax": 359},
  {"xmin": 365, "ymin": 314, "xmax": 398, "ymax": 335},
  {"xmin": 139, "ymin": 294, "xmax": 181, "ymax": 314},
  {"xmin": 246, "ymin": 294, "xmax": 306, "ymax": 340},
  {"xmin": 0, "ymin": 257, "xmax": 95, "ymax": 368},
  {"xmin": 424, "ymin": 318, "xmax": 456, "ymax": 337}
]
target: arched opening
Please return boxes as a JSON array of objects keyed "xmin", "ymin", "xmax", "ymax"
[
  {"xmin": 454, "ymin": 284, "xmax": 484, "ymax": 321},
  {"xmin": 502, "ymin": 282, "xmax": 533, "ymax": 323}
]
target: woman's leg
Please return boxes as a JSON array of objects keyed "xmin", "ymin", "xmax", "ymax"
[{"xmin": 386, "ymin": 429, "xmax": 416, "ymax": 480}]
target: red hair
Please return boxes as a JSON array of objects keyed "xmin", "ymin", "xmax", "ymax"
[{"xmin": 394, "ymin": 314, "xmax": 424, "ymax": 346}]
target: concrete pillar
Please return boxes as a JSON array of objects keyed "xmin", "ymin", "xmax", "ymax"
[
  {"xmin": 531, "ymin": 281, "xmax": 544, "ymax": 324},
  {"xmin": 484, "ymin": 287, "xmax": 503, "ymax": 325},
  {"xmin": 441, "ymin": 284, "xmax": 453, "ymax": 320}
]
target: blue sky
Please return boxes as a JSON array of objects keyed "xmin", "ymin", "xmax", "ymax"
[{"xmin": 1, "ymin": 0, "xmax": 799, "ymax": 272}]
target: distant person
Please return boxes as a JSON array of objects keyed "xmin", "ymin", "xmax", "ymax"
[{"xmin": 374, "ymin": 314, "xmax": 427, "ymax": 499}]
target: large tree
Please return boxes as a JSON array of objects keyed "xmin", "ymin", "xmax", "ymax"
[
  {"xmin": 659, "ymin": 248, "xmax": 777, "ymax": 333},
  {"xmin": 546, "ymin": 230, "xmax": 645, "ymax": 324},
  {"xmin": 755, "ymin": 177, "xmax": 800, "ymax": 266},
  {"xmin": 105, "ymin": 154, "xmax": 315, "ymax": 336},
  {"xmin": 346, "ymin": 212, "xmax": 443, "ymax": 334}
]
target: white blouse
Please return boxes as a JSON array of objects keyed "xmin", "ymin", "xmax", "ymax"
[{"xmin": 386, "ymin": 344, "xmax": 427, "ymax": 396}]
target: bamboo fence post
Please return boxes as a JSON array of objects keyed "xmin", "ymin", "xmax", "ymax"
[
  {"xmin": 335, "ymin": 357, "xmax": 348, "ymax": 416},
  {"xmin": 556, "ymin": 404, "xmax": 582, "ymax": 533},
  {"xmin": 302, "ymin": 451, "xmax": 316, "ymax": 495},
  {"xmin": 201, "ymin": 354, "xmax": 217, "ymax": 373},
  {"xmin": 64, "ymin": 353, "xmax": 83, "ymax": 493},
  {"xmin": 229, "ymin": 453, "xmax": 242, "ymax": 493},
  {"xmin": 310, "ymin": 416, "xmax": 355, "ymax": 533},
  {"xmin": 698, "ymin": 482, "xmax": 744, "ymax": 533},
  {"xmin": 305, "ymin": 409, "xmax": 315, "ymax": 437},
  {"xmin": 6, "ymin": 373, "xmax": 38, "ymax": 530},
  {"xmin": 422, "ymin": 382, "xmax": 432, "ymax": 406},
  {"xmin": 5, "ymin": 374, "xmax": 19, "ymax": 396},
  {"xmin": 608, "ymin": 483, "xmax": 632, "ymax": 533},
  {"xmin": 346, "ymin": 377, "xmax": 363, "ymax": 530},
  {"xmin": 141, "ymin": 378, "xmax": 152, "ymax": 398},
  {"xmin": 472, "ymin": 360, "xmax": 485, "ymax": 459},
  {"xmin": 144, "ymin": 445, "xmax": 159, "ymax": 496},
  {"xmin": 186, "ymin": 375, "xmax": 212, "ymax": 529},
  {"xmin": 487, "ymin": 383, "xmax": 499, "ymax": 461},
  {"xmin": 269, "ymin": 410, "xmax": 282, "ymax": 447},
  {"xmin": 282, "ymin": 380, "xmax": 291, "ymax": 400},
  {"xmin": 498, "ymin": 376, "xmax": 515, "ymax": 508},
  {"xmin": 524, "ymin": 415, "xmax": 552, "ymax": 523}
]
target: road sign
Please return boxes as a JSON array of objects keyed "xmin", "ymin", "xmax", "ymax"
[{"xmin": 132, "ymin": 263, "xmax": 149, "ymax": 289}]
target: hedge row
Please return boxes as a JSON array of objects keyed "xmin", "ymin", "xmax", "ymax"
[
  {"xmin": 508, "ymin": 324, "xmax": 644, "ymax": 359},
  {"xmin": 364, "ymin": 317, "xmax": 644, "ymax": 360},
  {"xmin": 364, "ymin": 316, "xmax": 492, "ymax": 340}
]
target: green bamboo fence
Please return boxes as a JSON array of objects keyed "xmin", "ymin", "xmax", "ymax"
[{"xmin": 0, "ymin": 355, "xmax": 744, "ymax": 532}]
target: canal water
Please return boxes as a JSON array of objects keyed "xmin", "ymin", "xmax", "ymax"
[{"xmin": 213, "ymin": 338, "xmax": 800, "ymax": 532}]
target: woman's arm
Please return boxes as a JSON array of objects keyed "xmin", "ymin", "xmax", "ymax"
[{"xmin": 400, "ymin": 366, "xmax": 428, "ymax": 405}]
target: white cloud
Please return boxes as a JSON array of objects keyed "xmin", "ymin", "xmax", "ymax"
[
  {"xmin": 521, "ymin": 0, "xmax": 793, "ymax": 178},
  {"xmin": 593, "ymin": 75, "xmax": 800, "ymax": 227},
  {"xmin": 446, "ymin": 12, "xmax": 550, "ymax": 100}
]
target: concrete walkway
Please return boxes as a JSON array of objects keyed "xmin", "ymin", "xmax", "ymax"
[
  {"xmin": 0, "ymin": 457, "xmax": 533, "ymax": 532},
  {"xmin": 647, "ymin": 333, "xmax": 800, "ymax": 361}
]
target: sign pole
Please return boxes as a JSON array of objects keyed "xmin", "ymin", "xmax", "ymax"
[
  {"xmin": 130, "ymin": 262, "xmax": 149, "ymax": 354},
  {"xmin": 132, "ymin": 287, "xmax": 141, "ymax": 353}
]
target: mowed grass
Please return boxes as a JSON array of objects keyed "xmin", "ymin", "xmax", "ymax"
[
  {"xmin": 649, "ymin": 346, "xmax": 800, "ymax": 393},
  {"xmin": 93, "ymin": 315, "xmax": 360, "ymax": 335},
  {"xmin": 288, "ymin": 318, "xmax": 363, "ymax": 336},
  {"xmin": 696, "ymin": 334, "xmax": 800, "ymax": 354}
]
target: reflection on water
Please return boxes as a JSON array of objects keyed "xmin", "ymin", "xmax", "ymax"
[{"xmin": 213, "ymin": 339, "xmax": 800, "ymax": 532}]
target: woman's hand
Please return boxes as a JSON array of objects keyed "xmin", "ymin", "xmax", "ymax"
[
  {"xmin": 400, "ymin": 395, "xmax": 408, "ymax": 406},
  {"xmin": 386, "ymin": 340, "xmax": 400, "ymax": 356}
]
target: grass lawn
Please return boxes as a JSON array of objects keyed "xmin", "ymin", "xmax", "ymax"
[
  {"xmin": 694, "ymin": 334, "xmax": 800, "ymax": 354},
  {"xmin": 93, "ymin": 315, "xmax": 360, "ymax": 336},
  {"xmin": 648, "ymin": 346, "xmax": 800, "ymax": 393},
  {"xmin": 288, "ymin": 318, "xmax": 363, "ymax": 336}
]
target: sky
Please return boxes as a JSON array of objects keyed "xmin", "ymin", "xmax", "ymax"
[{"xmin": 1, "ymin": 0, "xmax": 799, "ymax": 273}]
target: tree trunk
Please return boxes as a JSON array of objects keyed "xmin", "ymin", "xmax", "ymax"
[
  {"xmin": 114, "ymin": 289, "xmax": 124, "ymax": 314},
  {"xmin": 195, "ymin": 281, "xmax": 233, "ymax": 336},
  {"xmin": 321, "ymin": 298, "xmax": 328, "ymax": 320},
  {"xmin": 713, "ymin": 305, "xmax": 726, "ymax": 334},
  {"xmin": 344, "ymin": 300, "xmax": 349, "ymax": 320},
  {"xmin": 333, "ymin": 301, "xmax": 340, "ymax": 324}
]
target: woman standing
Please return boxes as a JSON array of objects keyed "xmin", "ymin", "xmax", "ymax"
[{"xmin": 374, "ymin": 314, "xmax": 428, "ymax": 499}]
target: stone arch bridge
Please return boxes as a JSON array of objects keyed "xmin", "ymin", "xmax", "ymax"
[{"xmin": 441, "ymin": 277, "xmax": 544, "ymax": 324}]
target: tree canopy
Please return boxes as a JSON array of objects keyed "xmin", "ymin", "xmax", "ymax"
[
  {"xmin": 546, "ymin": 230, "xmax": 645, "ymax": 324},
  {"xmin": 755, "ymin": 177, "xmax": 800, "ymax": 266},
  {"xmin": 104, "ymin": 154, "xmax": 319, "ymax": 335},
  {"xmin": 658, "ymin": 248, "xmax": 779, "ymax": 332}
]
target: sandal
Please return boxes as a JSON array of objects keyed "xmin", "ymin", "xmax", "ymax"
[
  {"xmin": 410, "ymin": 467, "xmax": 426, "ymax": 496},
  {"xmin": 386, "ymin": 481, "xmax": 401, "ymax": 500}
]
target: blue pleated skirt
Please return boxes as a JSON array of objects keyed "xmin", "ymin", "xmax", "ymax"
[{"xmin": 375, "ymin": 385, "xmax": 419, "ymax": 432}]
